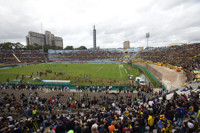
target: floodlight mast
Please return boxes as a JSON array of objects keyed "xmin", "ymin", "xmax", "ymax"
[
  {"xmin": 93, "ymin": 25, "xmax": 96, "ymax": 50},
  {"xmin": 146, "ymin": 33, "xmax": 150, "ymax": 48},
  {"xmin": 41, "ymin": 22, "xmax": 44, "ymax": 53}
]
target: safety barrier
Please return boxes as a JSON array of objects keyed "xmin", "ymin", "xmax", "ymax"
[
  {"xmin": 0, "ymin": 64, "xmax": 18, "ymax": 69},
  {"xmin": 0, "ymin": 82, "xmax": 137, "ymax": 91}
]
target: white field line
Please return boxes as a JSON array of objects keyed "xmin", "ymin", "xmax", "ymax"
[
  {"xmin": 119, "ymin": 65, "xmax": 122, "ymax": 78},
  {"xmin": 122, "ymin": 65, "xmax": 128, "ymax": 74},
  {"xmin": 96, "ymin": 66, "xmax": 104, "ymax": 72}
]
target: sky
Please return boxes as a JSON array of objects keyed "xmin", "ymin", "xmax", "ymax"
[{"xmin": 0, "ymin": 0, "xmax": 200, "ymax": 49}]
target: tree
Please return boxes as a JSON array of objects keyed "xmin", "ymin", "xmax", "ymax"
[
  {"xmin": 76, "ymin": 46, "xmax": 87, "ymax": 50},
  {"xmin": 14, "ymin": 42, "xmax": 25, "ymax": 49},
  {"xmin": 25, "ymin": 43, "xmax": 42, "ymax": 50},
  {"xmin": 0, "ymin": 42, "xmax": 24, "ymax": 50},
  {"xmin": 43, "ymin": 45, "xmax": 63, "ymax": 53},
  {"xmin": 0, "ymin": 42, "xmax": 14, "ymax": 50},
  {"xmin": 64, "ymin": 46, "xmax": 74, "ymax": 50},
  {"xmin": 25, "ymin": 44, "xmax": 63, "ymax": 52}
]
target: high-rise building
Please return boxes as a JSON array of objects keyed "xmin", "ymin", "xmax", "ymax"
[
  {"xmin": 26, "ymin": 31, "xmax": 63, "ymax": 48},
  {"xmin": 123, "ymin": 41, "xmax": 130, "ymax": 49},
  {"xmin": 93, "ymin": 25, "xmax": 96, "ymax": 49}
]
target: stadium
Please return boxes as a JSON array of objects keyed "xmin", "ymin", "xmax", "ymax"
[
  {"xmin": 0, "ymin": 42, "xmax": 200, "ymax": 133},
  {"xmin": 1, "ymin": 0, "xmax": 200, "ymax": 132}
]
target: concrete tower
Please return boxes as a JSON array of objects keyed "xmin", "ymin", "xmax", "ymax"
[{"xmin": 93, "ymin": 25, "xmax": 96, "ymax": 49}]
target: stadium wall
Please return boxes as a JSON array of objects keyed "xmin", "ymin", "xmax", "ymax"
[
  {"xmin": 0, "ymin": 62, "xmax": 42, "ymax": 69},
  {"xmin": 145, "ymin": 64, "xmax": 162, "ymax": 82}
]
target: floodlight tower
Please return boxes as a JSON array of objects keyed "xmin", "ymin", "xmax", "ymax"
[
  {"xmin": 146, "ymin": 33, "xmax": 150, "ymax": 48},
  {"xmin": 41, "ymin": 22, "xmax": 44, "ymax": 53},
  {"xmin": 93, "ymin": 25, "xmax": 96, "ymax": 50}
]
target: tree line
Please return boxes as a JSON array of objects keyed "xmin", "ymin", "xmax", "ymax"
[{"xmin": 0, "ymin": 42, "xmax": 87, "ymax": 52}]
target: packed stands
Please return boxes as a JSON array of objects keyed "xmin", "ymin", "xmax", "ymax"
[
  {"xmin": 0, "ymin": 50, "xmax": 45, "ymax": 64},
  {"xmin": 48, "ymin": 49, "xmax": 123, "ymax": 61},
  {"xmin": 0, "ymin": 83, "xmax": 199, "ymax": 132},
  {"xmin": 48, "ymin": 49, "xmax": 140, "ymax": 62},
  {"xmin": 140, "ymin": 43, "xmax": 200, "ymax": 71},
  {"xmin": 0, "ymin": 44, "xmax": 199, "ymax": 132},
  {"xmin": 140, "ymin": 43, "xmax": 200, "ymax": 82}
]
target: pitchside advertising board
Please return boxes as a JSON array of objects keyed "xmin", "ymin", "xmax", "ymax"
[{"xmin": 42, "ymin": 80, "xmax": 70, "ymax": 85}]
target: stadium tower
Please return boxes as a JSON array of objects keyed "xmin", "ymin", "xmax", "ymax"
[{"xmin": 93, "ymin": 25, "xmax": 96, "ymax": 49}]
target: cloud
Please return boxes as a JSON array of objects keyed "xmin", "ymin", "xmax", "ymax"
[{"xmin": 0, "ymin": 0, "xmax": 200, "ymax": 48}]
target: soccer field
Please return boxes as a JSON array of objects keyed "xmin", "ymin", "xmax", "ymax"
[{"xmin": 0, "ymin": 63, "xmax": 140, "ymax": 85}]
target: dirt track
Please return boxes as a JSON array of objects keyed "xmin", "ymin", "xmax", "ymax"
[{"xmin": 148, "ymin": 64, "xmax": 186, "ymax": 91}]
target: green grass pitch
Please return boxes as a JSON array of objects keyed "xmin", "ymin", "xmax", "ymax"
[{"xmin": 0, "ymin": 63, "xmax": 140, "ymax": 85}]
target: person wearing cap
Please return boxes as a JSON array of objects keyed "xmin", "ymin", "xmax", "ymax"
[{"xmin": 157, "ymin": 115, "xmax": 166, "ymax": 133}]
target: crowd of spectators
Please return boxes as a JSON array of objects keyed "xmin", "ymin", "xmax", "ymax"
[
  {"xmin": 0, "ymin": 84, "xmax": 199, "ymax": 133},
  {"xmin": 0, "ymin": 50, "xmax": 45, "ymax": 64},
  {"xmin": 140, "ymin": 43, "xmax": 200, "ymax": 72},
  {"xmin": 48, "ymin": 50, "xmax": 124, "ymax": 61},
  {"xmin": 0, "ymin": 44, "xmax": 200, "ymax": 133}
]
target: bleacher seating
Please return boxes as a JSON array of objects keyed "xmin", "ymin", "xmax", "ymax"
[
  {"xmin": 140, "ymin": 43, "xmax": 200, "ymax": 71},
  {"xmin": 48, "ymin": 49, "xmax": 140, "ymax": 62},
  {"xmin": 0, "ymin": 50, "xmax": 45, "ymax": 64}
]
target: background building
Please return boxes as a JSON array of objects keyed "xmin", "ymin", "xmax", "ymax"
[
  {"xmin": 123, "ymin": 41, "xmax": 130, "ymax": 49},
  {"xmin": 26, "ymin": 31, "xmax": 63, "ymax": 48}
]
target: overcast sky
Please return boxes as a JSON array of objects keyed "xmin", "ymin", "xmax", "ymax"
[{"xmin": 0, "ymin": 0, "xmax": 200, "ymax": 48}]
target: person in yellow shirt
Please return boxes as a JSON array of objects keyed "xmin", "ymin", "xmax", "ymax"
[
  {"xmin": 197, "ymin": 105, "xmax": 200, "ymax": 122},
  {"xmin": 148, "ymin": 113, "xmax": 154, "ymax": 133},
  {"xmin": 165, "ymin": 120, "xmax": 173, "ymax": 133}
]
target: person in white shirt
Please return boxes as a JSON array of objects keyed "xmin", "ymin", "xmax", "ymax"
[{"xmin": 91, "ymin": 120, "xmax": 98, "ymax": 131}]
